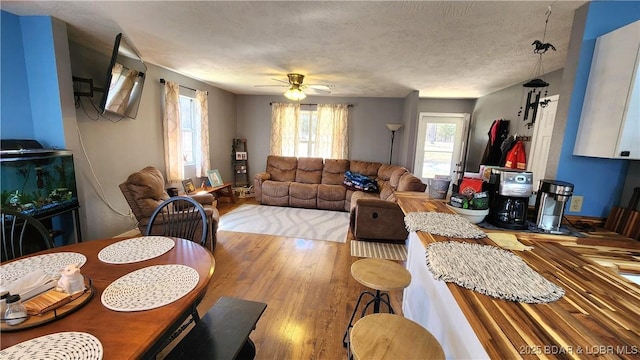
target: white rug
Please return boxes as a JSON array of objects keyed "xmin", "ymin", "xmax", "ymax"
[
  {"xmin": 350, "ymin": 240, "xmax": 407, "ymax": 261},
  {"xmin": 219, "ymin": 204, "xmax": 349, "ymax": 243}
]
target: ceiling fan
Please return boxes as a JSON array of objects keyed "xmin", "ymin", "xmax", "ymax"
[{"xmin": 255, "ymin": 73, "xmax": 333, "ymax": 100}]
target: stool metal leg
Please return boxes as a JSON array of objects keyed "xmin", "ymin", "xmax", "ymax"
[{"xmin": 343, "ymin": 290, "xmax": 375, "ymax": 347}]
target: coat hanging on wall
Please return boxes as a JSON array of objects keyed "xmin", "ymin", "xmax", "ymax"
[
  {"xmin": 504, "ymin": 141, "xmax": 527, "ymax": 170},
  {"xmin": 480, "ymin": 119, "xmax": 510, "ymax": 166}
]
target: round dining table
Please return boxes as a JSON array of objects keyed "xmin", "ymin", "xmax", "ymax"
[{"xmin": 0, "ymin": 237, "xmax": 215, "ymax": 359}]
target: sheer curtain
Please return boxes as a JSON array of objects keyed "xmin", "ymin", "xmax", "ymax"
[
  {"xmin": 195, "ymin": 90, "xmax": 210, "ymax": 177},
  {"xmin": 105, "ymin": 63, "xmax": 138, "ymax": 114},
  {"xmin": 316, "ymin": 104, "xmax": 349, "ymax": 159},
  {"xmin": 270, "ymin": 103, "xmax": 300, "ymax": 156},
  {"xmin": 162, "ymin": 81, "xmax": 183, "ymax": 183}
]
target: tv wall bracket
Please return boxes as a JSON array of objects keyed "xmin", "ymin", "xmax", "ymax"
[{"xmin": 72, "ymin": 76, "xmax": 104, "ymax": 97}]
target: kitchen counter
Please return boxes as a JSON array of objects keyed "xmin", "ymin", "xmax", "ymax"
[{"xmin": 396, "ymin": 192, "xmax": 640, "ymax": 359}]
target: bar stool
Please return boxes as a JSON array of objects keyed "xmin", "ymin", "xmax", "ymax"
[
  {"xmin": 350, "ymin": 313, "xmax": 445, "ymax": 360},
  {"xmin": 342, "ymin": 258, "xmax": 411, "ymax": 348}
]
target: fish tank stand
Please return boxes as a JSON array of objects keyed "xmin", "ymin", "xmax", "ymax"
[{"xmin": 1, "ymin": 140, "xmax": 82, "ymax": 245}]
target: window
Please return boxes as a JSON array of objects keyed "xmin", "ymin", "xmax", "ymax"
[
  {"xmin": 270, "ymin": 103, "xmax": 349, "ymax": 159},
  {"xmin": 298, "ymin": 109, "xmax": 318, "ymax": 157},
  {"xmin": 179, "ymin": 95, "xmax": 197, "ymax": 165}
]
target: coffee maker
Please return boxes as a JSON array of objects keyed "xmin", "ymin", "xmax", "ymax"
[
  {"xmin": 487, "ymin": 169, "xmax": 533, "ymax": 230},
  {"xmin": 534, "ymin": 180, "xmax": 574, "ymax": 233}
]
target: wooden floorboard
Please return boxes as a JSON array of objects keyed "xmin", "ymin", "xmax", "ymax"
[{"xmin": 174, "ymin": 198, "xmax": 404, "ymax": 359}]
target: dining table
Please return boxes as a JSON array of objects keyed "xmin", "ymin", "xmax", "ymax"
[{"xmin": 0, "ymin": 236, "xmax": 215, "ymax": 359}]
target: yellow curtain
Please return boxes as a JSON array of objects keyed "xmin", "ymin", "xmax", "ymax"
[
  {"xmin": 270, "ymin": 103, "xmax": 300, "ymax": 156},
  {"xmin": 316, "ymin": 104, "xmax": 349, "ymax": 159},
  {"xmin": 163, "ymin": 81, "xmax": 183, "ymax": 183},
  {"xmin": 195, "ymin": 90, "xmax": 210, "ymax": 177}
]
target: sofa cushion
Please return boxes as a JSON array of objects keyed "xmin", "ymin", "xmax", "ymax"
[
  {"xmin": 296, "ymin": 157, "xmax": 323, "ymax": 184},
  {"xmin": 318, "ymin": 184, "xmax": 347, "ymax": 201},
  {"xmin": 290, "ymin": 183, "xmax": 318, "ymax": 208},
  {"xmin": 266, "ymin": 155, "xmax": 297, "ymax": 182},
  {"xmin": 389, "ymin": 167, "xmax": 409, "ymax": 189},
  {"xmin": 379, "ymin": 183, "xmax": 396, "ymax": 201},
  {"xmin": 398, "ymin": 172, "xmax": 427, "ymax": 192},
  {"xmin": 261, "ymin": 180, "xmax": 291, "ymax": 206},
  {"xmin": 349, "ymin": 160, "xmax": 381, "ymax": 177},
  {"xmin": 322, "ymin": 159, "xmax": 350, "ymax": 185}
]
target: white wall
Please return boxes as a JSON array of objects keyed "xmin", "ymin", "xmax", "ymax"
[
  {"xmin": 466, "ymin": 68, "xmax": 564, "ymax": 172},
  {"xmin": 236, "ymin": 95, "xmax": 405, "ymax": 178},
  {"xmin": 68, "ymin": 40, "xmax": 237, "ymax": 240}
]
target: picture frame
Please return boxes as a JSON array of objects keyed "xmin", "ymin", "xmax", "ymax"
[
  {"xmin": 207, "ymin": 169, "xmax": 224, "ymax": 187},
  {"xmin": 235, "ymin": 151, "xmax": 248, "ymax": 160},
  {"xmin": 181, "ymin": 179, "xmax": 196, "ymax": 194}
]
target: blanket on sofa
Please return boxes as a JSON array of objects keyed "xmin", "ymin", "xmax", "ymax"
[{"xmin": 343, "ymin": 171, "xmax": 379, "ymax": 193}]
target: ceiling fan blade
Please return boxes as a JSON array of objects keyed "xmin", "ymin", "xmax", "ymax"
[
  {"xmin": 254, "ymin": 84, "xmax": 289, "ymax": 88},
  {"xmin": 303, "ymin": 86, "xmax": 331, "ymax": 94},
  {"xmin": 306, "ymin": 84, "xmax": 334, "ymax": 91},
  {"xmin": 271, "ymin": 78, "xmax": 291, "ymax": 84}
]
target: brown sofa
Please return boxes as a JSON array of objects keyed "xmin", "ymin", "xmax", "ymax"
[
  {"xmin": 254, "ymin": 156, "xmax": 426, "ymax": 242},
  {"xmin": 119, "ymin": 166, "xmax": 220, "ymax": 251}
]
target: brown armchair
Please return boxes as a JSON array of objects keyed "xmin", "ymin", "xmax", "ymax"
[{"xmin": 119, "ymin": 166, "xmax": 220, "ymax": 251}]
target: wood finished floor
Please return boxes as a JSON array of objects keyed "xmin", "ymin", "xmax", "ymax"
[{"xmin": 169, "ymin": 198, "xmax": 404, "ymax": 359}]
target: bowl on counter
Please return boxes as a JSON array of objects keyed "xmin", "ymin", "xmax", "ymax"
[{"xmin": 446, "ymin": 204, "xmax": 489, "ymax": 224}]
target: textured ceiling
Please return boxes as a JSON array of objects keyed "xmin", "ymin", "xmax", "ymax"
[{"xmin": 1, "ymin": 1, "xmax": 587, "ymax": 98}]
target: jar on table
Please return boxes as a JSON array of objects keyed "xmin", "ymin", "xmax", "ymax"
[
  {"xmin": 5, "ymin": 294, "xmax": 28, "ymax": 325},
  {"xmin": 0, "ymin": 289, "xmax": 9, "ymax": 320}
]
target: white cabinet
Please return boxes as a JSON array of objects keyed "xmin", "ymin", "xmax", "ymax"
[{"xmin": 574, "ymin": 20, "xmax": 640, "ymax": 159}]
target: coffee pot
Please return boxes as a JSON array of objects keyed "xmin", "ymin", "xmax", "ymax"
[{"xmin": 534, "ymin": 180, "xmax": 574, "ymax": 233}]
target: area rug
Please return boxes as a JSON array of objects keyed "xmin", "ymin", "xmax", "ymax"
[
  {"xmin": 218, "ymin": 204, "xmax": 349, "ymax": 243},
  {"xmin": 350, "ymin": 240, "xmax": 407, "ymax": 261},
  {"xmin": 425, "ymin": 241, "xmax": 564, "ymax": 303}
]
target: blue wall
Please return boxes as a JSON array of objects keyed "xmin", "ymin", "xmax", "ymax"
[
  {"xmin": 0, "ymin": 11, "xmax": 66, "ymax": 148},
  {"xmin": 1, "ymin": 11, "xmax": 34, "ymax": 138},
  {"xmin": 557, "ymin": 1, "xmax": 640, "ymax": 217}
]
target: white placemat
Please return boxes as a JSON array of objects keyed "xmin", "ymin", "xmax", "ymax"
[
  {"xmin": 98, "ymin": 236, "xmax": 175, "ymax": 264},
  {"xmin": 101, "ymin": 264, "xmax": 199, "ymax": 312},
  {"xmin": 0, "ymin": 252, "xmax": 87, "ymax": 283},
  {"xmin": 404, "ymin": 212, "xmax": 486, "ymax": 239},
  {"xmin": 0, "ymin": 331, "xmax": 103, "ymax": 359}
]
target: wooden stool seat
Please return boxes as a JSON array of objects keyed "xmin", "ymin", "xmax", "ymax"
[
  {"xmin": 343, "ymin": 259, "xmax": 412, "ymax": 351},
  {"xmin": 350, "ymin": 258, "xmax": 411, "ymax": 291},
  {"xmin": 350, "ymin": 313, "xmax": 445, "ymax": 360}
]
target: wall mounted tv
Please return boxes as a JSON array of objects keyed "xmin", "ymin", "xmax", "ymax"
[{"xmin": 98, "ymin": 33, "xmax": 147, "ymax": 119}]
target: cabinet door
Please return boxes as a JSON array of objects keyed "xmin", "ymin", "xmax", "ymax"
[{"xmin": 574, "ymin": 20, "xmax": 640, "ymax": 159}]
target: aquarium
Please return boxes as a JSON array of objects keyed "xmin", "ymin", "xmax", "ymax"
[{"xmin": 1, "ymin": 149, "xmax": 79, "ymax": 218}]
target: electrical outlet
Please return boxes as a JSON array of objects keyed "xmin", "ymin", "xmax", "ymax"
[{"xmin": 569, "ymin": 195, "xmax": 584, "ymax": 212}]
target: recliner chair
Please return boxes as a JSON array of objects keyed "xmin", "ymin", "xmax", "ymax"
[{"xmin": 119, "ymin": 166, "xmax": 219, "ymax": 251}]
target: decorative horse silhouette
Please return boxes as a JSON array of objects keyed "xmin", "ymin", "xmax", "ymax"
[{"xmin": 532, "ymin": 40, "xmax": 556, "ymax": 54}]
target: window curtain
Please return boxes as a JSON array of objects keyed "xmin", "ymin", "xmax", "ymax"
[
  {"xmin": 270, "ymin": 103, "xmax": 300, "ymax": 156},
  {"xmin": 195, "ymin": 90, "xmax": 210, "ymax": 177},
  {"xmin": 316, "ymin": 104, "xmax": 349, "ymax": 159},
  {"xmin": 163, "ymin": 81, "xmax": 183, "ymax": 183},
  {"xmin": 105, "ymin": 63, "xmax": 138, "ymax": 114}
]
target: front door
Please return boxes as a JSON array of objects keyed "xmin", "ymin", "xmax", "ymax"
[{"xmin": 414, "ymin": 112, "xmax": 469, "ymax": 183}]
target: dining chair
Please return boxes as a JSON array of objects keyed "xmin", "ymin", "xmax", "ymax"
[
  {"xmin": 145, "ymin": 196, "xmax": 208, "ymax": 247},
  {"xmin": 1, "ymin": 209, "xmax": 55, "ymax": 261}
]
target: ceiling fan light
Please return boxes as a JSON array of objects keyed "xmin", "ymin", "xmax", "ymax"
[{"xmin": 284, "ymin": 86, "xmax": 306, "ymax": 101}]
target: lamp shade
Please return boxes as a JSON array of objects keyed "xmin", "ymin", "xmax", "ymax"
[
  {"xmin": 386, "ymin": 123, "xmax": 403, "ymax": 132},
  {"xmin": 284, "ymin": 86, "xmax": 306, "ymax": 101}
]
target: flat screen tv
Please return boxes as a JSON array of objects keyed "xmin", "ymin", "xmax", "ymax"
[{"xmin": 98, "ymin": 33, "xmax": 147, "ymax": 119}]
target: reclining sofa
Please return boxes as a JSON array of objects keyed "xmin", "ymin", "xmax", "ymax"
[{"xmin": 254, "ymin": 156, "xmax": 426, "ymax": 242}]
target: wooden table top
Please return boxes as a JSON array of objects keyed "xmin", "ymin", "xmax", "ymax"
[
  {"xmin": 396, "ymin": 192, "xmax": 640, "ymax": 359},
  {"xmin": 0, "ymin": 237, "xmax": 215, "ymax": 359}
]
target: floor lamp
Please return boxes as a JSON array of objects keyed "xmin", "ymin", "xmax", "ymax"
[{"xmin": 386, "ymin": 123, "xmax": 403, "ymax": 164}]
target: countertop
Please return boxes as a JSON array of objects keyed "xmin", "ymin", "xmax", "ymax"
[{"xmin": 396, "ymin": 192, "xmax": 640, "ymax": 359}]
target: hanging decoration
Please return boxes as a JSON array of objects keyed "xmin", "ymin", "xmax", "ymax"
[{"xmin": 518, "ymin": 5, "xmax": 555, "ymax": 128}]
